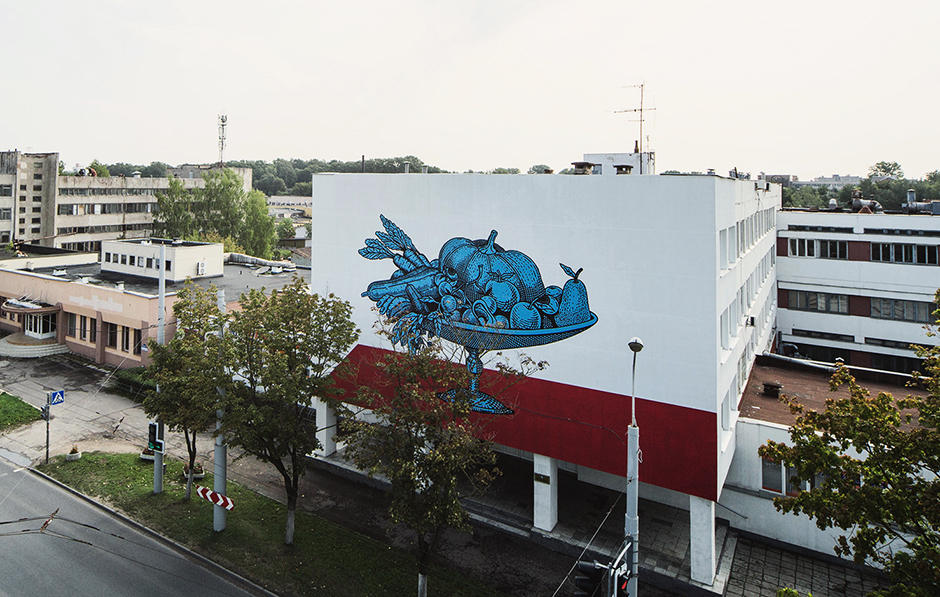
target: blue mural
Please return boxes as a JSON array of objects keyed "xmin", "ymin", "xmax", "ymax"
[{"xmin": 360, "ymin": 215, "xmax": 596, "ymax": 414}]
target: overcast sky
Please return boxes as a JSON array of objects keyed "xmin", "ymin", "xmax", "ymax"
[{"xmin": 2, "ymin": 0, "xmax": 938, "ymax": 179}]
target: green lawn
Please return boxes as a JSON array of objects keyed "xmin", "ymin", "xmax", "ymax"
[
  {"xmin": 0, "ymin": 392, "xmax": 41, "ymax": 431},
  {"xmin": 39, "ymin": 452, "xmax": 504, "ymax": 597}
]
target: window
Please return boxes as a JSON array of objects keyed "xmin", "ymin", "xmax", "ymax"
[
  {"xmin": 788, "ymin": 291, "xmax": 849, "ymax": 314},
  {"xmin": 133, "ymin": 329, "xmax": 142, "ymax": 355},
  {"xmin": 30, "ymin": 227, "xmax": 40, "ymax": 234},
  {"xmin": 128, "ymin": 255, "xmax": 135, "ymax": 266},
  {"xmin": 0, "ymin": 208, "xmax": 10, "ymax": 220},
  {"xmin": 19, "ymin": 207, "xmax": 25, "ymax": 213},
  {"xmin": 121, "ymin": 326, "xmax": 130, "ymax": 352},
  {"xmin": 871, "ymin": 298, "xmax": 935, "ymax": 323},
  {"xmin": 792, "ymin": 328, "xmax": 855, "ymax": 343},
  {"xmin": 67, "ymin": 313, "xmax": 77, "ymax": 337},
  {"xmin": 761, "ymin": 458, "xmax": 782, "ymax": 493},
  {"xmin": 165, "ymin": 260, "xmax": 171, "ymax": 271},
  {"xmin": 80, "ymin": 316, "xmax": 87, "ymax": 341},
  {"xmin": 32, "ymin": 185, "xmax": 42, "ymax": 191},
  {"xmin": 19, "ymin": 184, "xmax": 26, "ymax": 191},
  {"xmin": 107, "ymin": 323, "xmax": 118, "ymax": 348},
  {"xmin": 32, "ymin": 196, "xmax": 41, "ymax": 202},
  {"xmin": 819, "ymin": 240, "xmax": 848, "ymax": 260},
  {"xmin": 0, "ymin": 184, "xmax": 11, "ymax": 196},
  {"xmin": 0, "ymin": 233, "xmax": 8, "ymax": 243},
  {"xmin": 89, "ymin": 320, "xmax": 97, "ymax": 343},
  {"xmin": 33, "ymin": 173, "xmax": 42, "ymax": 180},
  {"xmin": 32, "ymin": 207, "xmax": 41, "ymax": 213},
  {"xmin": 31, "ymin": 217, "xmax": 40, "ymax": 224},
  {"xmin": 872, "ymin": 242, "xmax": 939, "ymax": 265},
  {"xmin": 762, "ymin": 457, "xmax": 803, "ymax": 496},
  {"xmin": 120, "ymin": 254, "xmax": 127, "ymax": 265},
  {"xmin": 146, "ymin": 257, "xmax": 153, "ymax": 269},
  {"xmin": 104, "ymin": 253, "xmax": 111, "ymax": 263}
]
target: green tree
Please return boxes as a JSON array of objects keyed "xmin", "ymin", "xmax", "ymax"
[
  {"xmin": 194, "ymin": 169, "xmax": 246, "ymax": 240},
  {"xmin": 275, "ymin": 217, "xmax": 295, "ymax": 240},
  {"xmin": 869, "ymin": 161, "xmax": 905, "ymax": 179},
  {"xmin": 256, "ymin": 174, "xmax": 287, "ymax": 196},
  {"xmin": 221, "ymin": 279, "xmax": 358, "ymax": 545},
  {"xmin": 782, "ymin": 186, "xmax": 829, "ymax": 209},
  {"xmin": 144, "ymin": 282, "xmax": 224, "ymax": 500},
  {"xmin": 88, "ymin": 159, "xmax": 110, "ymax": 177},
  {"xmin": 240, "ymin": 189, "xmax": 277, "ymax": 259},
  {"xmin": 291, "ymin": 181, "xmax": 312, "ymax": 196},
  {"xmin": 488, "ymin": 167, "xmax": 520, "ymax": 174},
  {"xmin": 925, "ymin": 171, "xmax": 940, "ymax": 184},
  {"xmin": 141, "ymin": 161, "xmax": 169, "ymax": 178},
  {"xmin": 760, "ymin": 356, "xmax": 940, "ymax": 596},
  {"xmin": 155, "ymin": 176, "xmax": 195, "ymax": 239},
  {"xmin": 527, "ymin": 164, "xmax": 552, "ymax": 174},
  {"xmin": 334, "ymin": 327, "xmax": 543, "ymax": 597}
]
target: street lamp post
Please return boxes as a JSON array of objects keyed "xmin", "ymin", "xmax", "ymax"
[{"xmin": 625, "ymin": 337, "xmax": 643, "ymax": 597}]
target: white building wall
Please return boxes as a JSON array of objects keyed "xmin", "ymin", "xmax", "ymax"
[
  {"xmin": 311, "ymin": 173, "xmax": 770, "ymax": 413},
  {"xmin": 101, "ymin": 239, "xmax": 224, "ymax": 283}
]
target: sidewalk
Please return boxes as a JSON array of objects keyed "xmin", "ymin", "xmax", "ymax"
[{"xmin": 0, "ymin": 354, "xmax": 890, "ymax": 597}]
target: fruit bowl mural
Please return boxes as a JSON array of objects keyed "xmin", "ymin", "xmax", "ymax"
[{"xmin": 360, "ymin": 215, "xmax": 596, "ymax": 414}]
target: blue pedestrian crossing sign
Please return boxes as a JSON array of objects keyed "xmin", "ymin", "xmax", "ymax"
[{"xmin": 48, "ymin": 390, "xmax": 65, "ymax": 405}]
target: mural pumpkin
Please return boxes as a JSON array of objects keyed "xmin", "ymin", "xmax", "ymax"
[{"xmin": 360, "ymin": 215, "xmax": 596, "ymax": 414}]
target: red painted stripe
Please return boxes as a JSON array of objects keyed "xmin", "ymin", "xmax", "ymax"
[{"xmin": 335, "ymin": 345, "xmax": 718, "ymax": 501}]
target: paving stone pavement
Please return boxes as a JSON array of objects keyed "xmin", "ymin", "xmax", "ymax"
[{"xmin": 725, "ymin": 537, "xmax": 889, "ymax": 597}]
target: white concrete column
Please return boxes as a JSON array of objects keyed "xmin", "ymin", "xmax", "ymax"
[
  {"xmin": 533, "ymin": 454, "xmax": 558, "ymax": 531},
  {"xmin": 314, "ymin": 396, "xmax": 337, "ymax": 457},
  {"xmin": 689, "ymin": 495, "xmax": 716, "ymax": 585}
]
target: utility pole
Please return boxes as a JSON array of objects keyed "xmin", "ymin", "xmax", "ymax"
[
  {"xmin": 154, "ymin": 242, "xmax": 166, "ymax": 494},
  {"xmin": 214, "ymin": 289, "xmax": 228, "ymax": 532}
]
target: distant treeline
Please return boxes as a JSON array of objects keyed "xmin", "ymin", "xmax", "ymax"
[
  {"xmin": 96, "ymin": 156, "xmax": 445, "ymax": 197},
  {"xmin": 226, "ymin": 156, "xmax": 445, "ymax": 196},
  {"xmin": 783, "ymin": 164, "xmax": 940, "ymax": 211}
]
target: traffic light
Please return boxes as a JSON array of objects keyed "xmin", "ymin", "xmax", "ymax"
[
  {"xmin": 574, "ymin": 560, "xmax": 608, "ymax": 597},
  {"xmin": 40, "ymin": 404, "xmax": 49, "ymax": 421},
  {"xmin": 612, "ymin": 569, "xmax": 630, "ymax": 597},
  {"xmin": 148, "ymin": 422, "xmax": 163, "ymax": 452}
]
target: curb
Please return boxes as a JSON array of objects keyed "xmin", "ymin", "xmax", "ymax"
[{"xmin": 27, "ymin": 465, "xmax": 281, "ymax": 597}]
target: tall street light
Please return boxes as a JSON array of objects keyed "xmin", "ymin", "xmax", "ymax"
[{"xmin": 625, "ymin": 337, "xmax": 643, "ymax": 597}]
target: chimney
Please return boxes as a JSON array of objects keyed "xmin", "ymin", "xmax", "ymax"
[
  {"xmin": 615, "ymin": 164, "xmax": 633, "ymax": 175},
  {"xmin": 116, "ymin": 282, "xmax": 125, "ymax": 291},
  {"xmin": 403, "ymin": 162, "xmax": 410, "ymax": 174},
  {"xmin": 571, "ymin": 162, "xmax": 595, "ymax": 175},
  {"xmin": 422, "ymin": 165, "xmax": 428, "ymax": 174}
]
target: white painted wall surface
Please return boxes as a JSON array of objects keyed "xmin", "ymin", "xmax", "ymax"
[{"xmin": 311, "ymin": 173, "xmax": 778, "ymax": 416}]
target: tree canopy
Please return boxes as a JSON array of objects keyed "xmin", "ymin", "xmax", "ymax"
[
  {"xmin": 144, "ymin": 282, "xmax": 225, "ymax": 500},
  {"xmin": 221, "ymin": 278, "xmax": 359, "ymax": 544},
  {"xmin": 760, "ymin": 354, "xmax": 940, "ymax": 596},
  {"xmin": 869, "ymin": 161, "xmax": 905, "ymax": 179}
]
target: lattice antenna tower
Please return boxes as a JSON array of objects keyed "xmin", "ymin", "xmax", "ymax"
[{"xmin": 218, "ymin": 114, "xmax": 228, "ymax": 168}]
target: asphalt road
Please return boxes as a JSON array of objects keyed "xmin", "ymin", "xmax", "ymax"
[{"xmin": 0, "ymin": 458, "xmax": 255, "ymax": 597}]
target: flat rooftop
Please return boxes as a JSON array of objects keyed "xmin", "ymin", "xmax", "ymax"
[
  {"xmin": 740, "ymin": 355, "xmax": 927, "ymax": 426},
  {"xmin": 30, "ymin": 262, "xmax": 299, "ymax": 302}
]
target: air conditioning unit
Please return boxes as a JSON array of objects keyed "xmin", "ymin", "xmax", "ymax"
[{"xmin": 196, "ymin": 262, "xmax": 206, "ymax": 275}]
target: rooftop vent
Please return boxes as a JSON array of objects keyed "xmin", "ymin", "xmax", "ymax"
[{"xmin": 570, "ymin": 161, "xmax": 595, "ymax": 175}]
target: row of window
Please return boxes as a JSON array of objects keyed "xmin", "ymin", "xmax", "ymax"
[
  {"xmin": 788, "ymin": 238, "xmax": 848, "ymax": 259},
  {"xmin": 59, "ymin": 187, "xmax": 160, "ymax": 196},
  {"xmin": 58, "ymin": 202, "xmax": 156, "ymax": 215},
  {"xmin": 66, "ymin": 314, "xmax": 142, "ymax": 354},
  {"xmin": 786, "ymin": 292, "xmax": 935, "ymax": 323},
  {"xmin": 56, "ymin": 223, "xmax": 153, "ymax": 235},
  {"xmin": 864, "ymin": 227, "xmax": 940, "ymax": 238},
  {"xmin": 104, "ymin": 252, "xmax": 171, "ymax": 271},
  {"xmin": 720, "ymin": 247, "xmax": 776, "ymax": 351},
  {"xmin": 871, "ymin": 242, "xmax": 939, "ymax": 265},
  {"xmin": 788, "ymin": 291, "xmax": 848, "ymax": 314},
  {"xmin": 719, "ymin": 207, "xmax": 776, "ymax": 270}
]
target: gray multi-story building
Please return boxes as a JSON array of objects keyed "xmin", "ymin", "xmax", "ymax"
[{"xmin": 1, "ymin": 150, "xmax": 252, "ymax": 252}]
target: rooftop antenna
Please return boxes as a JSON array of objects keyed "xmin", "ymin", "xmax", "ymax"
[
  {"xmin": 615, "ymin": 83, "xmax": 655, "ymax": 174},
  {"xmin": 218, "ymin": 114, "xmax": 227, "ymax": 168}
]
